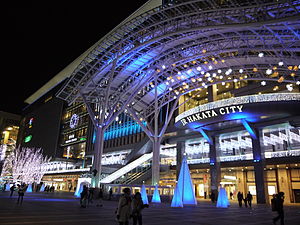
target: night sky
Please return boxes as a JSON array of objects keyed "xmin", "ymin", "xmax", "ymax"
[{"xmin": 0, "ymin": 1, "xmax": 149, "ymax": 115}]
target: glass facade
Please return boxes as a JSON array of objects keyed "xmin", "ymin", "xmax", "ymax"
[{"xmin": 60, "ymin": 103, "xmax": 89, "ymax": 159}]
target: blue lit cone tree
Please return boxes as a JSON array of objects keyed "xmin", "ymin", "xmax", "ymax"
[
  {"xmin": 151, "ymin": 183, "xmax": 161, "ymax": 203},
  {"xmin": 171, "ymin": 156, "xmax": 197, "ymax": 207},
  {"xmin": 40, "ymin": 183, "xmax": 45, "ymax": 192},
  {"xmin": 26, "ymin": 183, "xmax": 33, "ymax": 193},
  {"xmin": 171, "ymin": 182, "xmax": 183, "ymax": 207},
  {"xmin": 141, "ymin": 183, "xmax": 149, "ymax": 204},
  {"xmin": 216, "ymin": 186, "xmax": 230, "ymax": 208}
]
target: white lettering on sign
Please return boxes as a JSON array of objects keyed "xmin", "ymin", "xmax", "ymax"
[{"xmin": 180, "ymin": 105, "xmax": 243, "ymax": 126}]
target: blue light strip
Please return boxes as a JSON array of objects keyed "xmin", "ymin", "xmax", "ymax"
[
  {"xmin": 197, "ymin": 127, "xmax": 213, "ymax": 145},
  {"xmin": 241, "ymin": 119, "xmax": 257, "ymax": 139}
]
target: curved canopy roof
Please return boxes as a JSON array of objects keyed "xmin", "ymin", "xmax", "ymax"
[{"xmin": 55, "ymin": 0, "xmax": 300, "ymax": 128}]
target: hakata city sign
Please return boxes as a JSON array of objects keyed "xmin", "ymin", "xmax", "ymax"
[
  {"xmin": 175, "ymin": 93, "xmax": 300, "ymax": 128},
  {"xmin": 180, "ymin": 105, "xmax": 244, "ymax": 126}
]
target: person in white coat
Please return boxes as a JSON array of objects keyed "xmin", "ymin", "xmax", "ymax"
[{"xmin": 116, "ymin": 188, "xmax": 132, "ymax": 225}]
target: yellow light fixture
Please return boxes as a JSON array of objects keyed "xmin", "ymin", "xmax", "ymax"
[{"xmin": 278, "ymin": 76, "xmax": 284, "ymax": 83}]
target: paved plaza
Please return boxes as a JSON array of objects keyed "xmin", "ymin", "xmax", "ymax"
[{"xmin": 0, "ymin": 192, "xmax": 300, "ymax": 225}]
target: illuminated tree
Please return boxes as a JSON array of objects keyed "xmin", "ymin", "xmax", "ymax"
[{"xmin": 1, "ymin": 147, "xmax": 51, "ymax": 184}]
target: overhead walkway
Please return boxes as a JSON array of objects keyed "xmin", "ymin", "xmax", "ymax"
[{"xmin": 99, "ymin": 152, "xmax": 153, "ymax": 184}]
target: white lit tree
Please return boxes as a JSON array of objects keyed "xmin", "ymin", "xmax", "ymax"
[{"xmin": 1, "ymin": 147, "xmax": 51, "ymax": 184}]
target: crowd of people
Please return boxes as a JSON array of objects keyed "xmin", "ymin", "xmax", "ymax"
[
  {"xmin": 237, "ymin": 191, "xmax": 253, "ymax": 208},
  {"xmin": 79, "ymin": 186, "xmax": 149, "ymax": 225},
  {"xmin": 2, "ymin": 181, "xmax": 286, "ymax": 225}
]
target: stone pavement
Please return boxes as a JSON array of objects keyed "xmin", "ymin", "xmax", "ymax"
[{"xmin": 0, "ymin": 191, "xmax": 300, "ymax": 225}]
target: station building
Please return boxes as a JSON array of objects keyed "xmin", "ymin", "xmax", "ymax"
[{"xmin": 19, "ymin": 0, "xmax": 300, "ymax": 203}]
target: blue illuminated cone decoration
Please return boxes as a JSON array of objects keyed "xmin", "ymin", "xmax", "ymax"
[
  {"xmin": 40, "ymin": 183, "xmax": 45, "ymax": 192},
  {"xmin": 151, "ymin": 184, "xmax": 161, "ymax": 203},
  {"xmin": 171, "ymin": 183, "xmax": 183, "ymax": 207},
  {"xmin": 171, "ymin": 156, "xmax": 197, "ymax": 207},
  {"xmin": 26, "ymin": 183, "xmax": 33, "ymax": 193},
  {"xmin": 141, "ymin": 183, "xmax": 149, "ymax": 204},
  {"xmin": 216, "ymin": 187, "xmax": 230, "ymax": 208}
]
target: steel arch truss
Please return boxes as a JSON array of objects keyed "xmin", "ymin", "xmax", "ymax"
[{"xmin": 56, "ymin": 0, "xmax": 300, "ymax": 131}]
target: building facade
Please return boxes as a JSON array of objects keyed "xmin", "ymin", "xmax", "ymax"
[{"xmin": 18, "ymin": 0, "xmax": 300, "ymax": 203}]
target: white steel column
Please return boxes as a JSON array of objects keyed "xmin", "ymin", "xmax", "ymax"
[
  {"xmin": 152, "ymin": 72, "xmax": 160, "ymax": 185},
  {"xmin": 92, "ymin": 126, "xmax": 105, "ymax": 187}
]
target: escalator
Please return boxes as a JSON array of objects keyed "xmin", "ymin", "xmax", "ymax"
[{"xmin": 99, "ymin": 152, "xmax": 153, "ymax": 184}]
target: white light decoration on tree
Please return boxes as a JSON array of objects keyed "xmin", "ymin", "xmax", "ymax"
[
  {"xmin": 1, "ymin": 147, "xmax": 51, "ymax": 184},
  {"xmin": 0, "ymin": 144, "xmax": 7, "ymax": 161}
]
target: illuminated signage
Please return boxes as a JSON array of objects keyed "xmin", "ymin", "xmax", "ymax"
[
  {"xmin": 70, "ymin": 114, "xmax": 79, "ymax": 129},
  {"xmin": 24, "ymin": 135, "xmax": 32, "ymax": 143},
  {"xmin": 29, "ymin": 118, "xmax": 34, "ymax": 128},
  {"xmin": 180, "ymin": 105, "xmax": 243, "ymax": 126},
  {"xmin": 175, "ymin": 93, "xmax": 300, "ymax": 128}
]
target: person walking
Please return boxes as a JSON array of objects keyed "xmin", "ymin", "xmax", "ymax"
[
  {"xmin": 237, "ymin": 192, "xmax": 243, "ymax": 207},
  {"xmin": 10, "ymin": 184, "xmax": 16, "ymax": 197},
  {"xmin": 109, "ymin": 188, "xmax": 113, "ymax": 200},
  {"xmin": 210, "ymin": 192, "xmax": 216, "ymax": 203},
  {"xmin": 272, "ymin": 192, "xmax": 285, "ymax": 225},
  {"xmin": 80, "ymin": 185, "xmax": 88, "ymax": 208},
  {"xmin": 17, "ymin": 184, "xmax": 25, "ymax": 205},
  {"xmin": 96, "ymin": 188, "xmax": 104, "ymax": 207},
  {"xmin": 116, "ymin": 188, "xmax": 132, "ymax": 225},
  {"xmin": 88, "ymin": 187, "xmax": 94, "ymax": 205},
  {"xmin": 132, "ymin": 192, "xmax": 149, "ymax": 225},
  {"xmin": 246, "ymin": 191, "xmax": 253, "ymax": 207},
  {"xmin": 243, "ymin": 195, "xmax": 248, "ymax": 208},
  {"xmin": 2, "ymin": 182, "xmax": 7, "ymax": 192}
]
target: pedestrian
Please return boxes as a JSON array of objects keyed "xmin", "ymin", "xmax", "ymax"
[
  {"xmin": 210, "ymin": 192, "xmax": 216, "ymax": 203},
  {"xmin": 88, "ymin": 187, "xmax": 94, "ymax": 204},
  {"xmin": 17, "ymin": 184, "xmax": 25, "ymax": 205},
  {"xmin": 116, "ymin": 188, "xmax": 132, "ymax": 225},
  {"xmin": 243, "ymin": 195, "xmax": 248, "ymax": 207},
  {"xmin": 132, "ymin": 192, "xmax": 149, "ymax": 225},
  {"xmin": 247, "ymin": 191, "xmax": 253, "ymax": 207},
  {"xmin": 80, "ymin": 185, "xmax": 88, "ymax": 208},
  {"xmin": 237, "ymin": 191, "xmax": 243, "ymax": 207},
  {"xmin": 96, "ymin": 188, "xmax": 104, "ymax": 207},
  {"xmin": 109, "ymin": 188, "xmax": 113, "ymax": 200},
  {"xmin": 272, "ymin": 192, "xmax": 285, "ymax": 225},
  {"xmin": 230, "ymin": 192, "xmax": 233, "ymax": 200},
  {"xmin": 10, "ymin": 184, "xmax": 16, "ymax": 197},
  {"xmin": 2, "ymin": 182, "xmax": 6, "ymax": 192}
]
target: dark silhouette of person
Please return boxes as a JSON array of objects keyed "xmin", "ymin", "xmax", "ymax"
[
  {"xmin": 10, "ymin": 184, "xmax": 16, "ymax": 197},
  {"xmin": 237, "ymin": 192, "xmax": 243, "ymax": 207},
  {"xmin": 109, "ymin": 188, "xmax": 113, "ymax": 200},
  {"xmin": 17, "ymin": 184, "xmax": 25, "ymax": 205},
  {"xmin": 210, "ymin": 192, "xmax": 216, "ymax": 203},
  {"xmin": 88, "ymin": 187, "xmax": 94, "ymax": 204},
  {"xmin": 80, "ymin": 185, "xmax": 88, "ymax": 208},
  {"xmin": 132, "ymin": 192, "xmax": 149, "ymax": 225},
  {"xmin": 243, "ymin": 195, "xmax": 248, "ymax": 207},
  {"xmin": 230, "ymin": 192, "xmax": 233, "ymax": 200},
  {"xmin": 273, "ymin": 192, "xmax": 285, "ymax": 225},
  {"xmin": 97, "ymin": 188, "xmax": 104, "ymax": 207},
  {"xmin": 247, "ymin": 191, "xmax": 253, "ymax": 207},
  {"xmin": 2, "ymin": 182, "xmax": 7, "ymax": 192}
]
